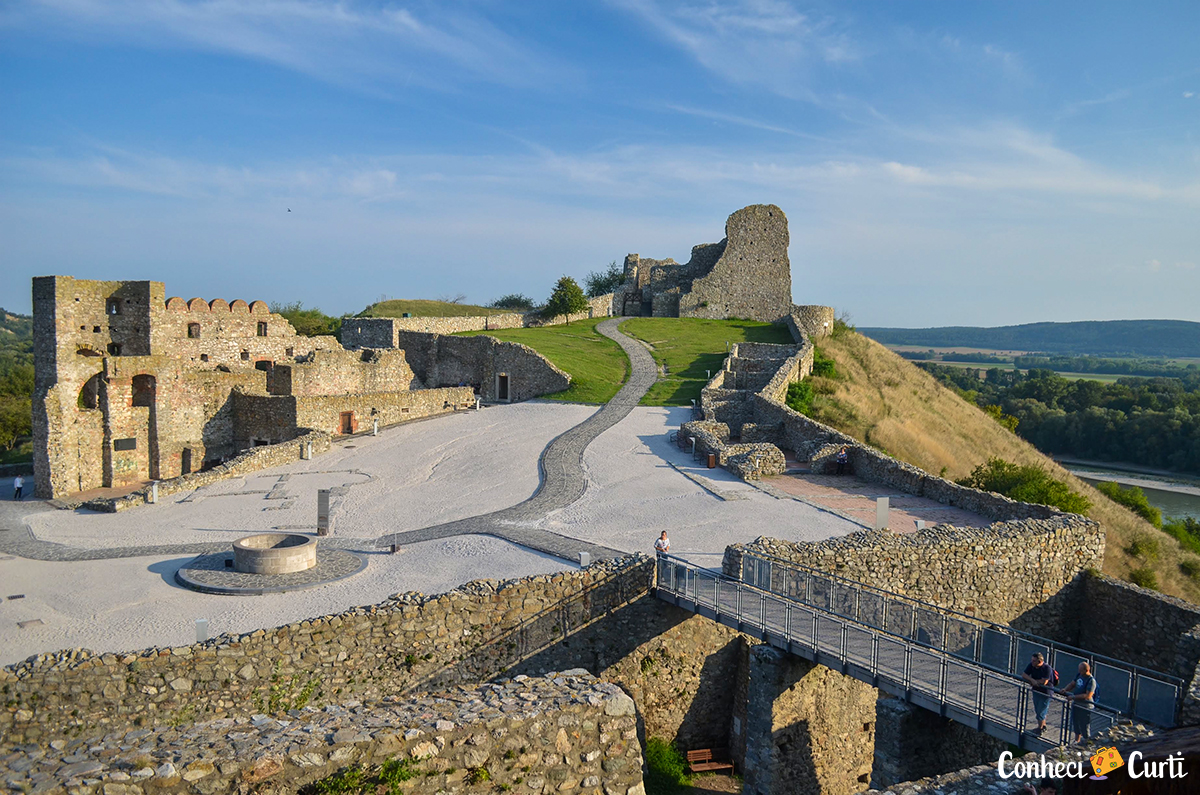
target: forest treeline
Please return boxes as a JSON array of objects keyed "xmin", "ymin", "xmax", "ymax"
[
  {"xmin": 0, "ymin": 310, "xmax": 34, "ymax": 458},
  {"xmin": 863, "ymin": 319, "xmax": 1200, "ymax": 358},
  {"xmin": 920, "ymin": 363, "xmax": 1200, "ymax": 475}
]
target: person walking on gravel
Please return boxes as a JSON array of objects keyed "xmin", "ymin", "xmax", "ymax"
[{"xmin": 12, "ymin": 475, "xmax": 23, "ymax": 501}]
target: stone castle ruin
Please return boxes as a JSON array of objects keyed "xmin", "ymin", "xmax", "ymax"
[
  {"xmin": 31, "ymin": 276, "xmax": 568, "ymax": 500},
  {"xmin": 614, "ymin": 203, "xmax": 795, "ymax": 322}
]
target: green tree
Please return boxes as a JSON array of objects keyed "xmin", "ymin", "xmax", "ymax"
[
  {"xmin": 957, "ymin": 457, "xmax": 1091, "ymax": 514},
  {"xmin": 584, "ymin": 261, "xmax": 624, "ymax": 297},
  {"xmin": 491, "ymin": 293, "xmax": 535, "ymax": 311},
  {"xmin": 544, "ymin": 276, "xmax": 589, "ymax": 324},
  {"xmin": 269, "ymin": 302, "xmax": 342, "ymax": 338},
  {"xmin": 1096, "ymin": 481, "xmax": 1162, "ymax": 527}
]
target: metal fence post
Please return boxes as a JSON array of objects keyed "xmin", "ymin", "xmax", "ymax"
[{"xmin": 760, "ymin": 592, "xmax": 766, "ymax": 634}]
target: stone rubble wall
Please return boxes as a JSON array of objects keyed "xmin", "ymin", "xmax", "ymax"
[
  {"xmin": 725, "ymin": 517, "xmax": 1105, "ymax": 634},
  {"xmin": 0, "ymin": 673, "xmax": 647, "ymax": 795},
  {"xmin": 1, "ymin": 555, "xmax": 747, "ymax": 759},
  {"xmin": 386, "ymin": 332, "xmax": 571, "ymax": 403},
  {"xmin": 870, "ymin": 697, "xmax": 1006, "ymax": 789},
  {"xmin": 340, "ymin": 293, "xmax": 615, "ymax": 339},
  {"xmin": 78, "ymin": 429, "xmax": 332, "ymax": 512},
  {"xmin": 1076, "ymin": 573, "xmax": 1200, "ymax": 723}
]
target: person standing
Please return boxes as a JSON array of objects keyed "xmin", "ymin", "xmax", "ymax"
[
  {"xmin": 654, "ymin": 531, "xmax": 670, "ymax": 555},
  {"xmin": 1022, "ymin": 652, "xmax": 1054, "ymax": 734},
  {"xmin": 1058, "ymin": 662, "xmax": 1097, "ymax": 742},
  {"xmin": 836, "ymin": 447, "xmax": 849, "ymax": 475},
  {"xmin": 12, "ymin": 475, "xmax": 23, "ymax": 501}
]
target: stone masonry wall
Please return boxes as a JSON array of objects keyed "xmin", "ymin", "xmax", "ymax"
[
  {"xmin": 292, "ymin": 387, "xmax": 476, "ymax": 437},
  {"xmin": 78, "ymin": 429, "xmax": 332, "ymax": 512},
  {"xmin": 725, "ymin": 517, "xmax": 1105, "ymax": 633},
  {"xmin": 340, "ymin": 293, "xmax": 615, "ymax": 339},
  {"xmin": 870, "ymin": 697, "xmax": 1006, "ymax": 789},
  {"xmin": 0, "ymin": 673, "xmax": 647, "ymax": 795},
  {"xmin": 390, "ymin": 332, "xmax": 570, "ymax": 402},
  {"xmin": 676, "ymin": 204, "xmax": 794, "ymax": 322}
]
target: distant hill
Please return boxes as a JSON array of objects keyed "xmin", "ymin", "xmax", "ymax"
[
  {"xmin": 359, "ymin": 299, "xmax": 503, "ymax": 319},
  {"xmin": 0, "ymin": 309, "xmax": 32, "ymax": 342},
  {"xmin": 859, "ymin": 320, "xmax": 1200, "ymax": 358}
]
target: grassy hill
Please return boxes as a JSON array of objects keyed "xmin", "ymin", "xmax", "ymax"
[
  {"xmin": 809, "ymin": 330, "xmax": 1200, "ymax": 603},
  {"xmin": 360, "ymin": 299, "xmax": 504, "ymax": 318},
  {"xmin": 860, "ymin": 320, "xmax": 1200, "ymax": 358}
]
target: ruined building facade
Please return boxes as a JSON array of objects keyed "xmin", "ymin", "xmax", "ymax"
[
  {"xmin": 614, "ymin": 203, "xmax": 796, "ymax": 322},
  {"xmin": 31, "ymin": 277, "xmax": 567, "ymax": 499}
]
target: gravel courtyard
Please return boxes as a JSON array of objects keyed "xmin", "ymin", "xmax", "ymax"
[{"xmin": 1, "ymin": 397, "xmax": 862, "ymax": 665}]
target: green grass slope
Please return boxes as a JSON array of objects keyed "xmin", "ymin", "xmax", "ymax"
[
  {"xmin": 360, "ymin": 299, "xmax": 502, "ymax": 318},
  {"xmin": 459, "ymin": 318, "xmax": 628, "ymax": 404},
  {"xmin": 811, "ymin": 330, "xmax": 1200, "ymax": 604},
  {"xmin": 621, "ymin": 318, "xmax": 794, "ymax": 406}
]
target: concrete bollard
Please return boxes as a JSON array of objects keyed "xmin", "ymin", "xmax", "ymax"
[
  {"xmin": 579, "ymin": 552, "xmax": 591, "ymax": 567},
  {"xmin": 149, "ymin": 481, "xmax": 158, "ymax": 504},
  {"xmin": 195, "ymin": 619, "xmax": 208, "ymax": 643},
  {"xmin": 875, "ymin": 497, "xmax": 889, "ymax": 531},
  {"xmin": 317, "ymin": 489, "xmax": 331, "ymax": 536},
  {"xmin": 915, "ymin": 519, "xmax": 926, "ymax": 531},
  {"xmin": 373, "ymin": 418, "xmax": 378, "ymax": 436}
]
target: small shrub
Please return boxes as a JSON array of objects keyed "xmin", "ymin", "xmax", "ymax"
[
  {"xmin": 466, "ymin": 767, "xmax": 490, "ymax": 785},
  {"xmin": 1164, "ymin": 516, "xmax": 1200, "ymax": 555},
  {"xmin": 379, "ymin": 757, "xmax": 418, "ymax": 787},
  {"xmin": 1129, "ymin": 567, "xmax": 1159, "ymax": 590},
  {"xmin": 491, "ymin": 293, "xmax": 535, "ymax": 311},
  {"xmin": 1126, "ymin": 534, "xmax": 1161, "ymax": 562},
  {"xmin": 786, "ymin": 380, "xmax": 814, "ymax": 415},
  {"xmin": 957, "ymin": 457, "xmax": 1091, "ymax": 514},
  {"xmin": 982, "ymin": 404, "xmax": 1019, "ymax": 433},
  {"xmin": 644, "ymin": 737, "xmax": 690, "ymax": 794},
  {"xmin": 812, "ymin": 347, "xmax": 837, "ymax": 379},
  {"xmin": 315, "ymin": 766, "xmax": 365, "ymax": 795},
  {"xmin": 1097, "ymin": 481, "xmax": 1162, "ymax": 527},
  {"xmin": 831, "ymin": 312, "xmax": 855, "ymax": 338},
  {"xmin": 1179, "ymin": 558, "xmax": 1200, "ymax": 580}
]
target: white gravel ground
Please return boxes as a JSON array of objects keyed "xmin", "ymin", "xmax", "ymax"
[
  {"xmin": 2, "ymin": 400, "xmax": 858, "ymax": 665},
  {"xmin": 0, "ymin": 535, "xmax": 569, "ymax": 665},
  {"xmin": 536, "ymin": 406, "xmax": 858, "ymax": 569}
]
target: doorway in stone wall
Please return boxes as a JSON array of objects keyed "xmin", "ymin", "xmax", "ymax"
[
  {"xmin": 131, "ymin": 374, "xmax": 158, "ymax": 480},
  {"xmin": 497, "ymin": 374, "xmax": 509, "ymax": 402},
  {"xmin": 340, "ymin": 411, "xmax": 356, "ymax": 434}
]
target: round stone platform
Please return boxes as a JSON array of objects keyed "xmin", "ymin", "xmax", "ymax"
[{"xmin": 175, "ymin": 548, "xmax": 366, "ymax": 595}]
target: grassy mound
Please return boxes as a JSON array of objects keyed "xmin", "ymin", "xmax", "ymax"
[
  {"xmin": 360, "ymin": 299, "xmax": 502, "ymax": 318},
  {"xmin": 458, "ymin": 318, "xmax": 628, "ymax": 404},
  {"xmin": 621, "ymin": 318, "xmax": 794, "ymax": 406},
  {"xmin": 809, "ymin": 330, "xmax": 1200, "ymax": 603}
]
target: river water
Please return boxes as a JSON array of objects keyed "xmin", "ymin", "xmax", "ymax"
[{"xmin": 1068, "ymin": 464, "xmax": 1200, "ymax": 521}]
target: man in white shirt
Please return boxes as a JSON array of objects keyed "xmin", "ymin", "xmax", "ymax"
[
  {"xmin": 12, "ymin": 475, "xmax": 24, "ymax": 501},
  {"xmin": 654, "ymin": 531, "xmax": 670, "ymax": 555}
]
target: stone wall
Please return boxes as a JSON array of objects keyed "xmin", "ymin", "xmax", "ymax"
[
  {"xmin": 678, "ymin": 204, "xmax": 794, "ymax": 323},
  {"xmin": 788, "ymin": 305, "xmax": 835, "ymax": 340},
  {"xmin": 1, "ymin": 673, "xmax": 646, "ymax": 795},
  {"xmin": 742, "ymin": 645, "xmax": 877, "ymax": 795},
  {"xmin": 340, "ymin": 293, "xmax": 615, "ymax": 339},
  {"xmin": 79, "ymin": 429, "xmax": 332, "ymax": 512},
  {"xmin": 725, "ymin": 517, "xmax": 1105, "ymax": 633},
  {"xmin": 870, "ymin": 698, "xmax": 1005, "ymax": 789},
  {"xmin": 391, "ymin": 332, "xmax": 570, "ymax": 403}
]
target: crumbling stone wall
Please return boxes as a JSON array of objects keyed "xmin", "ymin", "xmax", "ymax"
[
  {"xmin": 742, "ymin": 645, "xmax": 877, "ymax": 795},
  {"xmin": 617, "ymin": 205, "xmax": 794, "ymax": 322},
  {"xmin": 341, "ymin": 293, "xmax": 615, "ymax": 338},
  {"xmin": 724, "ymin": 517, "xmax": 1105, "ymax": 634},
  {"xmin": 870, "ymin": 697, "xmax": 1005, "ymax": 788},
  {"xmin": 386, "ymin": 331, "xmax": 570, "ymax": 402},
  {"xmin": 1, "ymin": 673, "xmax": 647, "ymax": 795}
]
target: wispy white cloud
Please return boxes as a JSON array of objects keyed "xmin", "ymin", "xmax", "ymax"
[
  {"xmin": 664, "ymin": 104, "xmax": 837, "ymax": 141},
  {"xmin": 611, "ymin": 0, "xmax": 859, "ymax": 100},
  {"xmin": 1186, "ymin": 91, "xmax": 1196, "ymax": 99},
  {"xmin": 0, "ymin": 0, "xmax": 563, "ymax": 92}
]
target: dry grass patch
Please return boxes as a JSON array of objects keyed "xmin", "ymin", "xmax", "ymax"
[{"xmin": 812, "ymin": 331, "xmax": 1200, "ymax": 604}]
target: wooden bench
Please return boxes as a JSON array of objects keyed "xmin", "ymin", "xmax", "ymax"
[{"xmin": 686, "ymin": 748, "xmax": 735, "ymax": 774}]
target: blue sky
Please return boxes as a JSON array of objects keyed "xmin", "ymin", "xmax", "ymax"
[{"xmin": 2, "ymin": 1, "xmax": 1198, "ymax": 326}]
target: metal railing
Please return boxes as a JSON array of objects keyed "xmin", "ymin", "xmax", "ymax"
[
  {"xmin": 654, "ymin": 555, "xmax": 1175, "ymax": 751},
  {"xmin": 738, "ymin": 551, "xmax": 1182, "ymax": 729}
]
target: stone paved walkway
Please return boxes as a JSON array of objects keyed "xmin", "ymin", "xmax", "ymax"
[{"xmin": 0, "ymin": 319, "xmax": 657, "ymax": 565}]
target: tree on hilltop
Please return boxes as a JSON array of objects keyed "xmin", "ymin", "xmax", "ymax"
[
  {"xmin": 584, "ymin": 261, "xmax": 624, "ymax": 297},
  {"xmin": 544, "ymin": 276, "xmax": 589, "ymax": 324}
]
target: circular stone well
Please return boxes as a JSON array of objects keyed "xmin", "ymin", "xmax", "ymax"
[{"xmin": 233, "ymin": 533, "xmax": 317, "ymax": 574}]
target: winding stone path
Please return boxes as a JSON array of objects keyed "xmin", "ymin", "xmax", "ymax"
[{"xmin": 0, "ymin": 319, "xmax": 660, "ymax": 564}]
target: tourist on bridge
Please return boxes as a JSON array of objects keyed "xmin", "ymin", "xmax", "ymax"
[
  {"xmin": 1058, "ymin": 662, "xmax": 1097, "ymax": 742},
  {"xmin": 1021, "ymin": 652, "xmax": 1055, "ymax": 734},
  {"xmin": 654, "ymin": 531, "xmax": 670, "ymax": 555}
]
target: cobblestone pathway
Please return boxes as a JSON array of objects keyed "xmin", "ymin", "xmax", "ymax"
[{"xmin": 0, "ymin": 319, "xmax": 658, "ymax": 564}]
